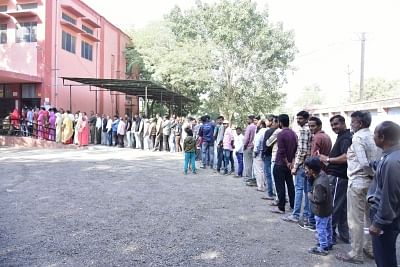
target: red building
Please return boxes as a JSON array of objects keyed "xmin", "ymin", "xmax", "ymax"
[{"xmin": 0, "ymin": 0, "xmax": 138, "ymax": 117}]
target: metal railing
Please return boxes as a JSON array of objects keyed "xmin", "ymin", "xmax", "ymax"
[{"xmin": 0, "ymin": 117, "xmax": 57, "ymax": 142}]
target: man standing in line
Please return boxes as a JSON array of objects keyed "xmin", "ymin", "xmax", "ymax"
[
  {"xmin": 214, "ymin": 116, "xmax": 225, "ymax": 173},
  {"xmin": 125, "ymin": 114, "xmax": 132, "ymax": 148},
  {"xmin": 319, "ymin": 115, "xmax": 352, "ymax": 244},
  {"xmin": 95, "ymin": 113, "xmax": 102, "ymax": 144},
  {"xmin": 199, "ymin": 115, "xmax": 215, "ymax": 169},
  {"xmin": 336, "ymin": 111, "xmax": 379, "ymax": 264},
  {"xmin": 154, "ymin": 113, "xmax": 163, "ymax": 151},
  {"xmin": 89, "ymin": 111, "xmax": 97, "ymax": 144},
  {"xmin": 270, "ymin": 114, "xmax": 297, "ymax": 214},
  {"xmin": 137, "ymin": 114, "xmax": 144, "ymax": 150},
  {"xmin": 243, "ymin": 115, "xmax": 257, "ymax": 186},
  {"xmin": 367, "ymin": 121, "xmax": 400, "ymax": 267},
  {"xmin": 162, "ymin": 115, "xmax": 171, "ymax": 152},
  {"xmin": 262, "ymin": 115, "xmax": 278, "ymax": 200},
  {"xmin": 283, "ymin": 111, "xmax": 312, "ymax": 225},
  {"xmin": 117, "ymin": 117, "xmax": 126, "ymax": 148}
]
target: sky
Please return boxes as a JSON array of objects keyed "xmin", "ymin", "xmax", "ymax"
[{"xmin": 83, "ymin": 0, "xmax": 400, "ymax": 107}]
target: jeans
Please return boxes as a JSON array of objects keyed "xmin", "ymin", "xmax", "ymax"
[
  {"xmin": 273, "ymin": 164, "xmax": 295, "ymax": 212},
  {"xmin": 293, "ymin": 167, "xmax": 310, "ymax": 220},
  {"xmin": 184, "ymin": 152, "xmax": 196, "ymax": 173},
  {"xmin": 108, "ymin": 131, "xmax": 112, "ymax": 146},
  {"xmin": 315, "ymin": 215, "xmax": 333, "ymax": 250},
  {"xmin": 264, "ymin": 156, "xmax": 275, "ymax": 197},
  {"xmin": 370, "ymin": 208, "xmax": 399, "ymax": 267},
  {"xmin": 201, "ymin": 141, "xmax": 214, "ymax": 168},
  {"xmin": 243, "ymin": 147, "xmax": 254, "ymax": 178},
  {"xmin": 329, "ymin": 175, "xmax": 349, "ymax": 243},
  {"xmin": 236, "ymin": 152, "xmax": 243, "ymax": 176},
  {"xmin": 216, "ymin": 146, "xmax": 224, "ymax": 171},
  {"xmin": 223, "ymin": 149, "xmax": 234, "ymax": 174}
]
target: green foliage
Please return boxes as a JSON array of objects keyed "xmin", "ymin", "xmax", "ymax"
[
  {"xmin": 166, "ymin": 0, "xmax": 297, "ymax": 124},
  {"xmin": 350, "ymin": 77, "xmax": 400, "ymax": 102},
  {"xmin": 293, "ymin": 84, "xmax": 323, "ymax": 109}
]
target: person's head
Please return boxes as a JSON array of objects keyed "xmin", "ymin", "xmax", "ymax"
[
  {"xmin": 236, "ymin": 127, "xmax": 242, "ymax": 135},
  {"xmin": 308, "ymin": 116, "xmax": 322, "ymax": 134},
  {"xmin": 185, "ymin": 128, "xmax": 193, "ymax": 137},
  {"xmin": 329, "ymin": 115, "xmax": 346, "ymax": 134},
  {"xmin": 350, "ymin": 111, "xmax": 372, "ymax": 133},
  {"xmin": 296, "ymin": 111, "xmax": 310, "ymax": 127},
  {"xmin": 258, "ymin": 119, "xmax": 266, "ymax": 129},
  {"xmin": 265, "ymin": 114, "xmax": 275, "ymax": 128},
  {"xmin": 304, "ymin": 157, "xmax": 322, "ymax": 179},
  {"xmin": 90, "ymin": 111, "xmax": 94, "ymax": 116},
  {"xmin": 216, "ymin": 116, "xmax": 224, "ymax": 125},
  {"xmin": 278, "ymin": 114, "xmax": 290, "ymax": 128},
  {"xmin": 222, "ymin": 120, "xmax": 229, "ymax": 129},
  {"xmin": 114, "ymin": 115, "xmax": 118, "ymax": 120},
  {"xmin": 374, "ymin": 121, "xmax": 400, "ymax": 149},
  {"xmin": 254, "ymin": 115, "xmax": 261, "ymax": 125},
  {"xmin": 270, "ymin": 115, "xmax": 279, "ymax": 129},
  {"xmin": 247, "ymin": 115, "xmax": 255, "ymax": 125},
  {"xmin": 200, "ymin": 115, "xmax": 208, "ymax": 123},
  {"xmin": 124, "ymin": 114, "xmax": 129, "ymax": 119}
]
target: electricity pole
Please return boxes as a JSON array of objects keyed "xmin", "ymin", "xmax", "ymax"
[
  {"xmin": 346, "ymin": 64, "xmax": 353, "ymax": 101},
  {"xmin": 359, "ymin": 32, "xmax": 366, "ymax": 100}
]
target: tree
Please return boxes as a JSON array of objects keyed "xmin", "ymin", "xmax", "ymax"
[
  {"xmin": 350, "ymin": 77, "xmax": 400, "ymax": 102},
  {"xmin": 166, "ymin": 0, "xmax": 297, "ymax": 123},
  {"xmin": 126, "ymin": 22, "xmax": 214, "ymax": 115},
  {"xmin": 293, "ymin": 84, "xmax": 323, "ymax": 109}
]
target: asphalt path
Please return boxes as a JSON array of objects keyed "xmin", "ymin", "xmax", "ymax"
[{"xmin": 0, "ymin": 146, "xmax": 398, "ymax": 266}]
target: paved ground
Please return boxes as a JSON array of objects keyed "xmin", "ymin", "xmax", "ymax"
[{"xmin": 0, "ymin": 146, "xmax": 398, "ymax": 266}]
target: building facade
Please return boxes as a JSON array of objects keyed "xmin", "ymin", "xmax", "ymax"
[{"xmin": 0, "ymin": 0, "xmax": 138, "ymax": 118}]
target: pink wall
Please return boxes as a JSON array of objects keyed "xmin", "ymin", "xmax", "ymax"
[{"xmin": 0, "ymin": 0, "xmax": 132, "ymax": 117}]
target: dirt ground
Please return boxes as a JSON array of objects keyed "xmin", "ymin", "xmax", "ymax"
[{"xmin": 0, "ymin": 146, "xmax": 397, "ymax": 266}]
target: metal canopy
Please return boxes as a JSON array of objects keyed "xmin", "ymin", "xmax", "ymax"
[{"xmin": 61, "ymin": 77, "xmax": 193, "ymax": 104}]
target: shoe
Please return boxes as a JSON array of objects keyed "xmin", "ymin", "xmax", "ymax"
[
  {"xmin": 363, "ymin": 248, "xmax": 374, "ymax": 259},
  {"xmin": 308, "ymin": 246, "xmax": 328, "ymax": 256},
  {"xmin": 282, "ymin": 214, "xmax": 299, "ymax": 223},
  {"xmin": 270, "ymin": 207, "xmax": 285, "ymax": 214},
  {"xmin": 335, "ymin": 253, "xmax": 363, "ymax": 264},
  {"xmin": 269, "ymin": 201, "xmax": 279, "ymax": 206},
  {"xmin": 233, "ymin": 175, "xmax": 242, "ymax": 178},
  {"xmin": 316, "ymin": 243, "xmax": 333, "ymax": 251},
  {"xmin": 299, "ymin": 221, "xmax": 316, "ymax": 232},
  {"xmin": 200, "ymin": 165, "xmax": 206, "ymax": 169},
  {"xmin": 246, "ymin": 181, "xmax": 257, "ymax": 187},
  {"xmin": 256, "ymin": 188, "xmax": 265, "ymax": 192},
  {"xmin": 192, "ymin": 171, "xmax": 197, "ymax": 174},
  {"xmin": 184, "ymin": 171, "xmax": 188, "ymax": 175},
  {"xmin": 261, "ymin": 196, "xmax": 275, "ymax": 200},
  {"xmin": 224, "ymin": 172, "xmax": 229, "ymax": 175}
]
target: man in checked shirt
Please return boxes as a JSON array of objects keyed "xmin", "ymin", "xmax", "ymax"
[
  {"xmin": 282, "ymin": 111, "xmax": 313, "ymax": 228},
  {"xmin": 336, "ymin": 111, "xmax": 380, "ymax": 264}
]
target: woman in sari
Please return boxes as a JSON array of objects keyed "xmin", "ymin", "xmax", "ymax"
[
  {"xmin": 78, "ymin": 114, "xmax": 89, "ymax": 146},
  {"xmin": 37, "ymin": 107, "xmax": 45, "ymax": 139},
  {"xmin": 33, "ymin": 108, "xmax": 39, "ymax": 138},
  {"xmin": 62, "ymin": 112, "xmax": 73, "ymax": 144},
  {"xmin": 10, "ymin": 108, "xmax": 20, "ymax": 135},
  {"xmin": 48, "ymin": 109, "xmax": 56, "ymax": 141},
  {"xmin": 74, "ymin": 112, "xmax": 82, "ymax": 145},
  {"xmin": 55, "ymin": 111, "xmax": 63, "ymax": 143}
]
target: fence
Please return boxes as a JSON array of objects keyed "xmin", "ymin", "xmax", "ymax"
[{"xmin": 0, "ymin": 117, "xmax": 57, "ymax": 142}]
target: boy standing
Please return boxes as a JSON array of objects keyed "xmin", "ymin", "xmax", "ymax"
[
  {"xmin": 305, "ymin": 157, "xmax": 333, "ymax": 256},
  {"xmin": 183, "ymin": 128, "xmax": 197, "ymax": 175}
]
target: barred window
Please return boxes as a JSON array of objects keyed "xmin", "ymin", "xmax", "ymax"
[
  {"xmin": 62, "ymin": 31, "xmax": 76, "ymax": 53},
  {"xmin": 16, "ymin": 22, "xmax": 37, "ymax": 43},
  {"xmin": 0, "ymin": 24, "xmax": 6, "ymax": 44},
  {"xmin": 81, "ymin": 41, "xmax": 93, "ymax": 61}
]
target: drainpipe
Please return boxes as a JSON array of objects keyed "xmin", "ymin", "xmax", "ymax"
[{"xmin": 54, "ymin": 0, "xmax": 59, "ymax": 107}]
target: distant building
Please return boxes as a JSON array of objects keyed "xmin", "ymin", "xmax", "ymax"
[
  {"xmin": 0, "ymin": 0, "xmax": 138, "ymax": 117},
  {"xmin": 309, "ymin": 97, "xmax": 400, "ymax": 140}
]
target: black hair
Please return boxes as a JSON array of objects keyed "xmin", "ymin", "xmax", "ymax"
[
  {"xmin": 376, "ymin": 121, "xmax": 400, "ymax": 143},
  {"xmin": 351, "ymin": 111, "xmax": 372, "ymax": 128},
  {"xmin": 185, "ymin": 128, "xmax": 193, "ymax": 136},
  {"xmin": 309, "ymin": 116, "xmax": 322, "ymax": 127},
  {"xmin": 255, "ymin": 115, "xmax": 261, "ymax": 120},
  {"xmin": 296, "ymin": 110, "xmax": 310, "ymax": 120},
  {"xmin": 278, "ymin": 114, "xmax": 290, "ymax": 127},
  {"xmin": 217, "ymin": 115, "xmax": 224, "ymax": 120},
  {"xmin": 304, "ymin": 157, "xmax": 322, "ymax": 173},
  {"xmin": 329, "ymin": 115, "xmax": 345, "ymax": 123},
  {"xmin": 200, "ymin": 115, "xmax": 207, "ymax": 123},
  {"xmin": 266, "ymin": 114, "xmax": 275, "ymax": 122},
  {"xmin": 236, "ymin": 127, "xmax": 242, "ymax": 131},
  {"xmin": 248, "ymin": 115, "xmax": 255, "ymax": 120},
  {"xmin": 260, "ymin": 120, "xmax": 267, "ymax": 128}
]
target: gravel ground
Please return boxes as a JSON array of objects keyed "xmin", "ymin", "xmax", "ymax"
[{"xmin": 0, "ymin": 146, "xmax": 398, "ymax": 266}]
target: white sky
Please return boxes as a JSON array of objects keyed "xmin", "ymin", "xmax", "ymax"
[{"xmin": 83, "ymin": 0, "xmax": 400, "ymax": 107}]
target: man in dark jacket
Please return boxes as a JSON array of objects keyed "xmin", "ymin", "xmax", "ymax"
[
  {"xmin": 367, "ymin": 121, "xmax": 400, "ymax": 267},
  {"xmin": 305, "ymin": 157, "xmax": 333, "ymax": 256}
]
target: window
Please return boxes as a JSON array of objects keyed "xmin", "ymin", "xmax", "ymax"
[
  {"xmin": 16, "ymin": 22, "xmax": 37, "ymax": 43},
  {"xmin": 17, "ymin": 3, "xmax": 38, "ymax": 10},
  {"xmin": 0, "ymin": 5, "xmax": 7, "ymax": 12},
  {"xmin": 0, "ymin": 24, "xmax": 6, "ymax": 44},
  {"xmin": 82, "ymin": 25, "xmax": 93, "ymax": 35},
  {"xmin": 62, "ymin": 12, "xmax": 76, "ymax": 25},
  {"xmin": 81, "ymin": 41, "xmax": 92, "ymax": 60},
  {"xmin": 22, "ymin": 84, "xmax": 36, "ymax": 98},
  {"xmin": 62, "ymin": 31, "xmax": 76, "ymax": 53}
]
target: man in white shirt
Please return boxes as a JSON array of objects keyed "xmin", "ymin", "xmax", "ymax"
[{"xmin": 234, "ymin": 127, "xmax": 244, "ymax": 177}]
